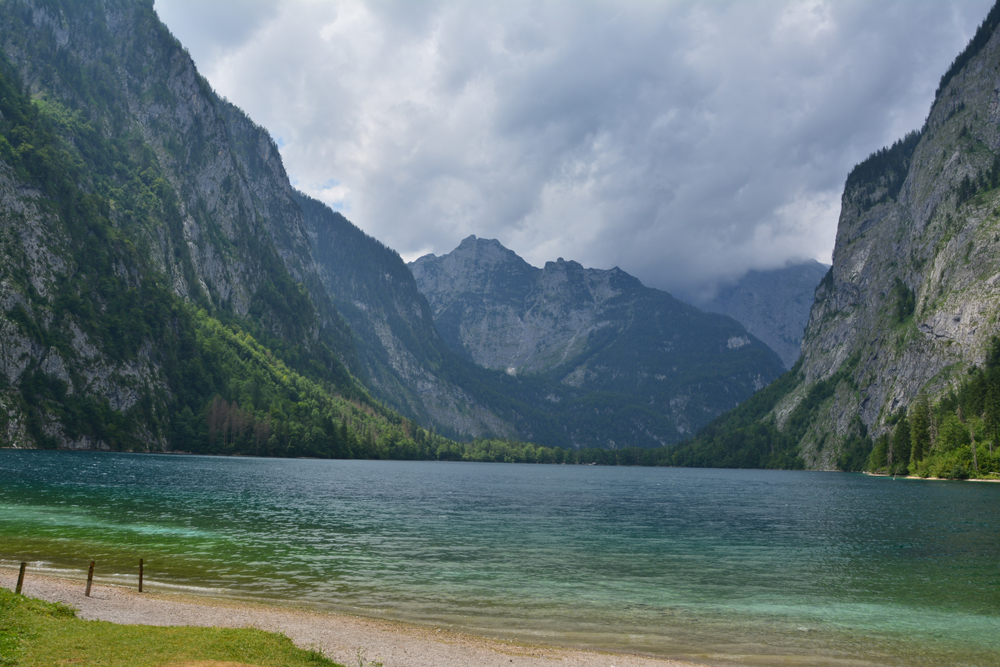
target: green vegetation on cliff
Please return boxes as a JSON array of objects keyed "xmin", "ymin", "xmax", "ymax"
[
  {"xmin": 867, "ymin": 339, "xmax": 1000, "ymax": 480},
  {"xmin": 0, "ymin": 48, "xmax": 370, "ymax": 454},
  {"xmin": 936, "ymin": 0, "xmax": 1000, "ymax": 99},
  {"xmin": 844, "ymin": 130, "xmax": 921, "ymax": 211}
]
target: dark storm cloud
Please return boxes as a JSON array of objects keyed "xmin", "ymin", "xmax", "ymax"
[{"xmin": 154, "ymin": 0, "xmax": 993, "ymax": 301}]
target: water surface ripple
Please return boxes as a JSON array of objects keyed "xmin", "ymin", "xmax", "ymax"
[{"xmin": 1, "ymin": 451, "xmax": 998, "ymax": 665}]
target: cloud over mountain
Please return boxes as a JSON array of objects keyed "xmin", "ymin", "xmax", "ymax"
[{"xmin": 155, "ymin": 0, "xmax": 992, "ymax": 300}]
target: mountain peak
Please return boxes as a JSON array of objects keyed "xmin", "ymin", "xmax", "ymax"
[
  {"xmin": 410, "ymin": 237, "xmax": 784, "ymax": 447},
  {"xmin": 544, "ymin": 258, "xmax": 583, "ymax": 271},
  {"xmin": 456, "ymin": 234, "xmax": 516, "ymax": 256}
]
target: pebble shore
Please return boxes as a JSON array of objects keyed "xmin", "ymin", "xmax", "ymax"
[{"xmin": 1, "ymin": 566, "xmax": 698, "ymax": 667}]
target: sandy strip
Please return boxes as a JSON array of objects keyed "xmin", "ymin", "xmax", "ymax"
[{"xmin": 0, "ymin": 567, "xmax": 701, "ymax": 667}]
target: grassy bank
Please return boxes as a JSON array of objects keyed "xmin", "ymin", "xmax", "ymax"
[{"xmin": 0, "ymin": 587, "xmax": 342, "ymax": 667}]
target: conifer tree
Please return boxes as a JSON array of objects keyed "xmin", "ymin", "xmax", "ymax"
[
  {"xmin": 910, "ymin": 398, "xmax": 931, "ymax": 464},
  {"xmin": 985, "ymin": 383, "xmax": 999, "ymax": 454},
  {"xmin": 891, "ymin": 416, "xmax": 911, "ymax": 471}
]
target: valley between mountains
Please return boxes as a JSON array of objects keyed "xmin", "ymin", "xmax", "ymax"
[{"xmin": 2, "ymin": 0, "xmax": 1000, "ymax": 479}]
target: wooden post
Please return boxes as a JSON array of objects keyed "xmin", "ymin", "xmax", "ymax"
[
  {"xmin": 85, "ymin": 561, "xmax": 95, "ymax": 597},
  {"xmin": 138, "ymin": 558, "xmax": 143, "ymax": 593},
  {"xmin": 15, "ymin": 562, "xmax": 26, "ymax": 595}
]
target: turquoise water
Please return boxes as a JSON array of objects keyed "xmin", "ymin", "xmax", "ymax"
[{"xmin": 1, "ymin": 451, "xmax": 999, "ymax": 665}]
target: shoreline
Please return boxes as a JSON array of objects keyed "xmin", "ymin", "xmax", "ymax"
[
  {"xmin": 863, "ymin": 471, "xmax": 1000, "ymax": 482},
  {"xmin": 0, "ymin": 566, "xmax": 700, "ymax": 667}
]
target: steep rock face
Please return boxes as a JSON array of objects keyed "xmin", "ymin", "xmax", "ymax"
[
  {"xmin": 0, "ymin": 0, "xmax": 360, "ymax": 450},
  {"xmin": 796, "ymin": 22, "xmax": 1000, "ymax": 455},
  {"xmin": 701, "ymin": 260, "xmax": 830, "ymax": 369},
  {"xmin": 706, "ymin": 1, "xmax": 1000, "ymax": 470},
  {"xmin": 0, "ymin": 0, "xmax": 357, "ymax": 372},
  {"xmin": 0, "ymin": 159, "xmax": 165, "ymax": 448},
  {"xmin": 410, "ymin": 236, "xmax": 786, "ymax": 441}
]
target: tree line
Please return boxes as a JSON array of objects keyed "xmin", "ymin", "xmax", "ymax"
[{"xmin": 867, "ymin": 338, "xmax": 1000, "ymax": 479}]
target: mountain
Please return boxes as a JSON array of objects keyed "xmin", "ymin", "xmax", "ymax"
[
  {"xmin": 409, "ymin": 236, "xmax": 786, "ymax": 443},
  {"xmin": 0, "ymin": 0, "xmax": 782, "ymax": 454},
  {"xmin": 0, "ymin": 0, "xmax": 453, "ymax": 456},
  {"xmin": 675, "ymin": 0, "xmax": 1000, "ymax": 475},
  {"xmin": 700, "ymin": 260, "xmax": 830, "ymax": 369},
  {"xmin": 0, "ymin": 0, "xmax": 359, "ymax": 374},
  {"xmin": 295, "ymin": 191, "xmax": 523, "ymax": 440},
  {"xmin": 300, "ymin": 202, "xmax": 788, "ymax": 449}
]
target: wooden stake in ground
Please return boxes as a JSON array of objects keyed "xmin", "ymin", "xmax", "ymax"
[
  {"xmin": 85, "ymin": 561, "xmax": 95, "ymax": 597},
  {"xmin": 15, "ymin": 562, "xmax": 26, "ymax": 595},
  {"xmin": 139, "ymin": 558, "xmax": 143, "ymax": 593}
]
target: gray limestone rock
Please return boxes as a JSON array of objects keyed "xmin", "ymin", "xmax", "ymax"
[
  {"xmin": 700, "ymin": 260, "xmax": 830, "ymax": 369},
  {"xmin": 761, "ymin": 13, "xmax": 1000, "ymax": 468}
]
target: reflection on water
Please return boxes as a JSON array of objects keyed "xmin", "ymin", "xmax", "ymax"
[{"xmin": 1, "ymin": 451, "xmax": 998, "ymax": 665}]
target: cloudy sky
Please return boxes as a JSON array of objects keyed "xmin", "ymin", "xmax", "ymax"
[{"xmin": 154, "ymin": 0, "xmax": 992, "ymax": 302}]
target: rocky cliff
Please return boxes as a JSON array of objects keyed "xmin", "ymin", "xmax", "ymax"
[
  {"xmin": 1, "ymin": 0, "xmax": 355, "ymax": 364},
  {"xmin": 410, "ymin": 236, "xmax": 786, "ymax": 443},
  {"xmin": 700, "ymin": 260, "xmax": 830, "ymax": 369},
  {"xmin": 794, "ymin": 0, "xmax": 1000, "ymax": 467},
  {"xmin": 679, "ymin": 0, "xmax": 1000, "ymax": 471},
  {"xmin": 0, "ymin": 0, "xmax": 367, "ymax": 451}
]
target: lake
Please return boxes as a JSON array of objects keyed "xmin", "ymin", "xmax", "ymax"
[{"xmin": 1, "ymin": 450, "xmax": 998, "ymax": 665}]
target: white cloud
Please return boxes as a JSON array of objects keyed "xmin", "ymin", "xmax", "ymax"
[{"xmin": 154, "ymin": 0, "xmax": 994, "ymax": 300}]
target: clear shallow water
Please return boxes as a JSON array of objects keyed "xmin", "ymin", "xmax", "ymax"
[{"xmin": 1, "ymin": 451, "xmax": 998, "ymax": 665}]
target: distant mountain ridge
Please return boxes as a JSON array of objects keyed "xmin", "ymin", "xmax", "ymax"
[
  {"xmin": 409, "ymin": 236, "xmax": 786, "ymax": 443},
  {"xmin": 700, "ymin": 260, "xmax": 830, "ymax": 369}
]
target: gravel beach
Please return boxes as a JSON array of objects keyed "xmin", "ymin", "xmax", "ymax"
[{"xmin": 1, "ymin": 566, "xmax": 699, "ymax": 667}]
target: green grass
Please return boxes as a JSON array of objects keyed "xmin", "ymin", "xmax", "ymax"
[{"xmin": 0, "ymin": 587, "xmax": 341, "ymax": 667}]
